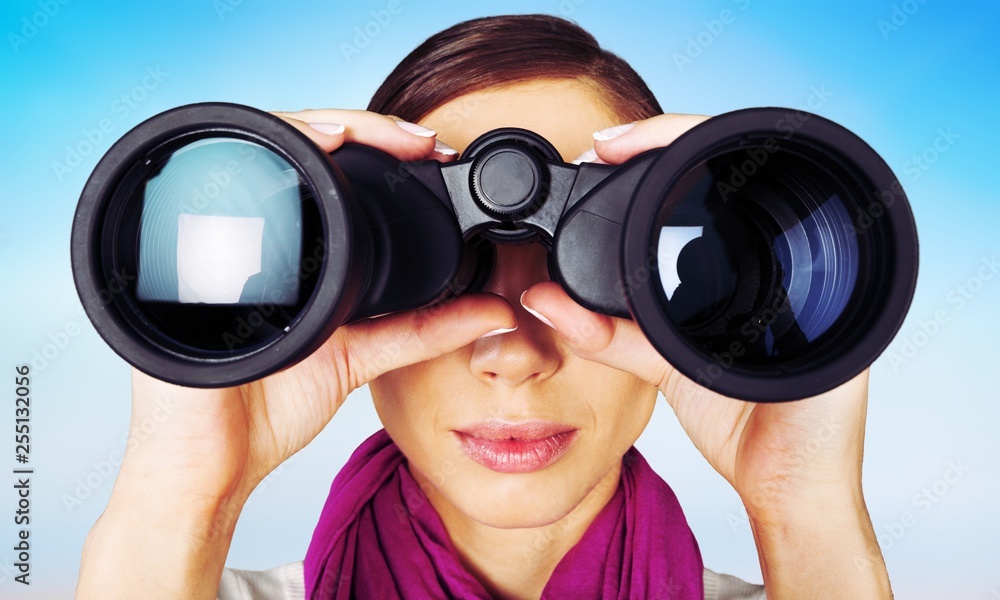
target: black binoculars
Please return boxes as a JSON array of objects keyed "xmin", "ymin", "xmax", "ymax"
[{"xmin": 72, "ymin": 103, "xmax": 918, "ymax": 401}]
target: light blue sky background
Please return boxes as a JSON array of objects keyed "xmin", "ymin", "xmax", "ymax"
[{"xmin": 1, "ymin": 1, "xmax": 998, "ymax": 597}]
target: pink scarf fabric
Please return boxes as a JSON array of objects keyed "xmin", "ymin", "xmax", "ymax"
[{"xmin": 304, "ymin": 429, "xmax": 703, "ymax": 599}]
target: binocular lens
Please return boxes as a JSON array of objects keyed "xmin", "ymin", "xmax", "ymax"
[
  {"xmin": 100, "ymin": 135, "xmax": 325, "ymax": 357},
  {"xmin": 620, "ymin": 110, "xmax": 916, "ymax": 401},
  {"xmin": 656, "ymin": 149, "xmax": 861, "ymax": 364}
]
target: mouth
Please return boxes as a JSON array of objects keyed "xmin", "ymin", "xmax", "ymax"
[{"xmin": 453, "ymin": 420, "xmax": 578, "ymax": 474}]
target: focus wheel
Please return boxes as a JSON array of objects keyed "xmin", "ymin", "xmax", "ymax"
[{"xmin": 469, "ymin": 140, "xmax": 549, "ymax": 221}]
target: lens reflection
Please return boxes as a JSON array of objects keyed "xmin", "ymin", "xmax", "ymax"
[
  {"xmin": 136, "ymin": 138, "xmax": 303, "ymax": 305},
  {"xmin": 655, "ymin": 149, "xmax": 860, "ymax": 364},
  {"xmin": 113, "ymin": 137, "xmax": 322, "ymax": 355}
]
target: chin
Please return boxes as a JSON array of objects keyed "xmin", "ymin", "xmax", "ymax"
[{"xmin": 444, "ymin": 460, "xmax": 597, "ymax": 529}]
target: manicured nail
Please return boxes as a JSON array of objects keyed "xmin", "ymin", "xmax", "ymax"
[
  {"xmin": 308, "ymin": 122, "xmax": 345, "ymax": 135},
  {"xmin": 433, "ymin": 139, "xmax": 458, "ymax": 155},
  {"xmin": 570, "ymin": 147, "xmax": 598, "ymax": 165},
  {"xmin": 593, "ymin": 122, "xmax": 636, "ymax": 141},
  {"xmin": 520, "ymin": 292, "xmax": 556, "ymax": 330},
  {"xmin": 479, "ymin": 326, "xmax": 518, "ymax": 338},
  {"xmin": 395, "ymin": 120, "xmax": 437, "ymax": 137}
]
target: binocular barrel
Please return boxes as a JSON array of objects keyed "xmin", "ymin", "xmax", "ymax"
[{"xmin": 72, "ymin": 103, "xmax": 918, "ymax": 401}]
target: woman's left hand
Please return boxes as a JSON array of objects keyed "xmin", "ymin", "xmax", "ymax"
[{"xmin": 520, "ymin": 113, "xmax": 892, "ymax": 598}]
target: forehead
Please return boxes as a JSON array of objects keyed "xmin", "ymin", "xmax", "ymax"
[{"xmin": 419, "ymin": 79, "xmax": 617, "ymax": 161}]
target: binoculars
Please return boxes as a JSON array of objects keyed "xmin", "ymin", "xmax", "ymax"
[{"xmin": 72, "ymin": 103, "xmax": 917, "ymax": 401}]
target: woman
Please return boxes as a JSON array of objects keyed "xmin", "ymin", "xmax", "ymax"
[{"xmin": 76, "ymin": 15, "xmax": 892, "ymax": 599}]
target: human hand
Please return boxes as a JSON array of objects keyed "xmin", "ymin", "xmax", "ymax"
[
  {"xmin": 117, "ymin": 109, "xmax": 503, "ymax": 509},
  {"xmin": 520, "ymin": 113, "xmax": 890, "ymax": 598},
  {"xmin": 78, "ymin": 109, "xmax": 516, "ymax": 600}
]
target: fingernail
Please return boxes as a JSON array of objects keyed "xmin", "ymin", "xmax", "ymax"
[
  {"xmin": 433, "ymin": 139, "xmax": 458, "ymax": 156},
  {"xmin": 479, "ymin": 326, "xmax": 518, "ymax": 338},
  {"xmin": 593, "ymin": 122, "xmax": 636, "ymax": 141},
  {"xmin": 308, "ymin": 122, "xmax": 345, "ymax": 135},
  {"xmin": 570, "ymin": 148, "xmax": 598, "ymax": 165},
  {"xmin": 520, "ymin": 292, "xmax": 556, "ymax": 330},
  {"xmin": 395, "ymin": 120, "xmax": 437, "ymax": 137}
]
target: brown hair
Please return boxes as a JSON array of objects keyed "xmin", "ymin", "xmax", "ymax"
[{"xmin": 367, "ymin": 14, "xmax": 663, "ymax": 123}]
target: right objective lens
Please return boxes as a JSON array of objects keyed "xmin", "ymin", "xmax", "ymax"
[
  {"xmin": 622, "ymin": 108, "xmax": 918, "ymax": 401},
  {"xmin": 654, "ymin": 150, "xmax": 862, "ymax": 365}
]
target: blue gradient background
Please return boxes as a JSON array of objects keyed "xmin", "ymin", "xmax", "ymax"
[{"xmin": 1, "ymin": 1, "xmax": 998, "ymax": 597}]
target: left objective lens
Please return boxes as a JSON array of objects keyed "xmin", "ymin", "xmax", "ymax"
[
  {"xmin": 73, "ymin": 103, "xmax": 364, "ymax": 387},
  {"xmin": 109, "ymin": 136, "xmax": 323, "ymax": 355}
]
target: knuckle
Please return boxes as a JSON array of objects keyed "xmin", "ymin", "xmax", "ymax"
[
  {"xmin": 408, "ymin": 310, "xmax": 440, "ymax": 353},
  {"xmin": 335, "ymin": 325, "xmax": 375, "ymax": 388},
  {"xmin": 569, "ymin": 315, "xmax": 613, "ymax": 352}
]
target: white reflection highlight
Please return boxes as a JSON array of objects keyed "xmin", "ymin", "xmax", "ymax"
[
  {"xmin": 176, "ymin": 214, "xmax": 264, "ymax": 303},
  {"xmin": 657, "ymin": 226, "xmax": 704, "ymax": 300}
]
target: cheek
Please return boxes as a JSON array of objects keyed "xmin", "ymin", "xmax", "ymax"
[
  {"xmin": 369, "ymin": 354, "xmax": 468, "ymax": 445},
  {"xmin": 553, "ymin": 366, "xmax": 655, "ymax": 479},
  {"xmin": 583, "ymin": 370, "xmax": 658, "ymax": 445},
  {"xmin": 369, "ymin": 367, "xmax": 441, "ymax": 478},
  {"xmin": 370, "ymin": 364, "xmax": 433, "ymax": 431},
  {"xmin": 371, "ymin": 350, "xmax": 455, "ymax": 403}
]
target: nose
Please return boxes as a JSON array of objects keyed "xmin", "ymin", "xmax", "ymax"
[{"xmin": 469, "ymin": 242, "xmax": 562, "ymax": 387}]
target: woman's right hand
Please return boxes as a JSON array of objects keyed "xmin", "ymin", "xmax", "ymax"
[
  {"xmin": 77, "ymin": 110, "xmax": 516, "ymax": 600},
  {"xmin": 121, "ymin": 109, "xmax": 509, "ymax": 506}
]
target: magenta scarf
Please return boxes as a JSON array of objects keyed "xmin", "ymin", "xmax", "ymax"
[{"xmin": 304, "ymin": 429, "xmax": 703, "ymax": 599}]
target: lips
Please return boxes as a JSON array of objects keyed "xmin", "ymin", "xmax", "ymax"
[{"xmin": 454, "ymin": 420, "xmax": 578, "ymax": 474}]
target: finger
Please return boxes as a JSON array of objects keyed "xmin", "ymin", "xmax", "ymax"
[
  {"xmin": 273, "ymin": 108, "xmax": 438, "ymax": 161},
  {"xmin": 593, "ymin": 113, "xmax": 711, "ymax": 164},
  {"xmin": 431, "ymin": 138, "xmax": 459, "ymax": 163},
  {"xmin": 520, "ymin": 283, "xmax": 731, "ymax": 416},
  {"xmin": 520, "ymin": 282, "xmax": 673, "ymax": 390},
  {"xmin": 334, "ymin": 293, "xmax": 517, "ymax": 391},
  {"xmin": 569, "ymin": 147, "xmax": 608, "ymax": 165},
  {"xmin": 272, "ymin": 113, "xmax": 346, "ymax": 153}
]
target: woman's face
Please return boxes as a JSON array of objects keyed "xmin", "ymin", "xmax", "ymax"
[{"xmin": 370, "ymin": 79, "xmax": 658, "ymax": 529}]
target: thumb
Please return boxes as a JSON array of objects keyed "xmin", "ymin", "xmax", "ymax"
[
  {"xmin": 519, "ymin": 282, "xmax": 673, "ymax": 390},
  {"xmin": 334, "ymin": 293, "xmax": 516, "ymax": 391}
]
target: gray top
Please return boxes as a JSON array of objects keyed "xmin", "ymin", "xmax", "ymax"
[{"xmin": 216, "ymin": 561, "xmax": 766, "ymax": 599}]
